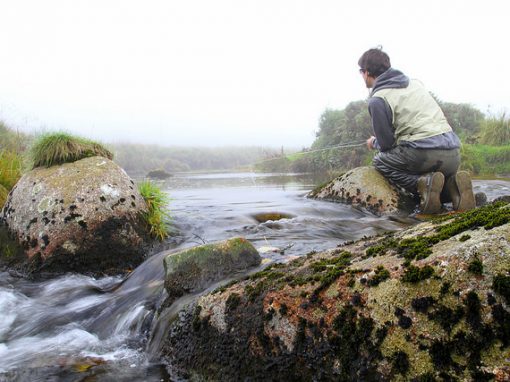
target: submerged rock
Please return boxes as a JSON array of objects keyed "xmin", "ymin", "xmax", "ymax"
[
  {"xmin": 308, "ymin": 166, "xmax": 414, "ymax": 215},
  {"xmin": 251, "ymin": 212, "xmax": 295, "ymax": 223},
  {"xmin": 161, "ymin": 201, "xmax": 510, "ymax": 381},
  {"xmin": 163, "ymin": 237, "xmax": 261, "ymax": 301},
  {"xmin": 1, "ymin": 156, "xmax": 150, "ymax": 276}
]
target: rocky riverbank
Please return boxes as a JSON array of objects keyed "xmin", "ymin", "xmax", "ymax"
[{"xmin": 161, "ymin": 201, "xmax": 510, "ymax": 381}]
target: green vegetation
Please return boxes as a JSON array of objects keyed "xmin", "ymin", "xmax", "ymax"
[
  {"xmin": 461, "ymin": 143, "xmax": 510, "ymax": 175},
  {"xmin": 0, "ymin": 122, "xmax": 29, "ymax": 206},
  {"xmin": 467, "ymin": 257, "xmax": 483, "ymax": 275},
  {"xmin": 29, "ymin": 132, "xmax": 113, "ymax": 169},
  {"xmin": 401, "ymin": 264, "xmax": 435, "ymax": 283},
  {"xmin": 0, "ymin": 149, "xmax": 23, "ymax": 191},
  {"xmin": 256, "ymin": 99, "xmax": 510, "ymax": 177},
  {"xmin": 492, "ymin": 274, "xmax": 510, "ymax": 304},
  {"xmin": 366, "ymin": 201, "xmax": 510, "ymax": 262},
  {"xmin": 367, "ymin": 265, "xmax": 390, "ymax": 286},
  {"xmin": 479, "ymin": 113, "xmax": 510, "ymax": 146},
  {"xmin": 138, "ymin": 180, "xmax": 171, "ymax": 240}
]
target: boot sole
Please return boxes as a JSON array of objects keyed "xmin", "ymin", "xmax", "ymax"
[
  {"xmin": 422, "ymin": 172, "xmax": 444, "ymax": 214},
  {"xmin": 454, "ymin": 171, "xmax": 476, "ymax": 211}
]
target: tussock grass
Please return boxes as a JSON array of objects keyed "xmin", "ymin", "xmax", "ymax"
[
  {"xmin": 138, "ymin": 180, "xmax": 171, "ymax": 240},
  {"xmin": 0, "ymin": 149, "xmax": 23, "ymax": 190},
  {"xmin": 30, "ymin": 132, "xmax": 113, "ymax": 169},
  {"xmin": 480, "ymin": 113, "xmax": 510, "ymax": 146}
]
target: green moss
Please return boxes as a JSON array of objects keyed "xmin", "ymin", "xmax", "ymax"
[
  {"xmin": 225, "ymin": 293, "xmax": 241, "ymax": 311},
  {"xmin": 30, "ymin": 132, "xmax": 113, "ymax": 169},
  {"xmin": 427, "ymin": 305, "xmax": 464, "ymax": 333},
  {"xmin": 192, "ymin": 305, "xmax": 202, "ymax": 331},
  {"xmin": 401, "ymin": 265, "xmax": 434, "ymax": 283},
  {"xmin": 467, "ymin": 258, "xmax": 483, "ymax": 275},
  {"xmin": 363, "ymin": 202, "xmax": 510, "ymax": 264},
  {"xmin": 440, "ymin": 281, "xmax": 451, "ymax": 296},
  {"xmin": 492, "ymin": 274, "xmax": 510, "ymax": 304},
  {"xmin": 212, "ymin": 279, "xmax": 240, "ymax": 294},
  {"xmin": 391, "ymin": 350, "xmax": 410, "ymax": 376},
  {"xmin": 459, "ymin": 234, "xmax": 471, "ymax": 242},
  {"xmin": 138, "ymin": 180, "xmax": 171, "ymax": 240},
  {"xmin": 367, "ymin": 265, "xmax": 390, "ymax": 287}
]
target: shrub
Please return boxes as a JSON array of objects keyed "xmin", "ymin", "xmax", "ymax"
[
  {"xmin": 479, "ymin": 113, "xmax": 510, "ymax": 146},
  {"xmin": 138, "ymin": 180, "xmax": 171, "ymax": 240},
  {"xmin": 29, "ymin": 132, "xmax": 113, "ymax": 169}
]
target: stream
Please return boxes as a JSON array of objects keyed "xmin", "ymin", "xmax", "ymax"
[{"xmin": 1, "ymin": 172, "xmax": 509, "ymax": 381}]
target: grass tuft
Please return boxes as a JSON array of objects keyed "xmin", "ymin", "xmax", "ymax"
[
  {"xmin": 30, "ymin": 132, "xmax": 113, "ymax": 169},
  {"xmin": 138, "ymin": 180, "xmax": 171, "ymax": 240}
]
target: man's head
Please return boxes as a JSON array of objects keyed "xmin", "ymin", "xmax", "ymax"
[{"xmin": 358, "ymin": 47, "xmax": 391, "ymax": 88}]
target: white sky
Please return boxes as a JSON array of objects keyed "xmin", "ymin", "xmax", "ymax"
[{"xmin": 0, "ymin": 0, "xmax": 508, "ymax": 147}]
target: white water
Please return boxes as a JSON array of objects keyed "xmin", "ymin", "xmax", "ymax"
[{"xmin": 1, "ymin": 172, "xmax": 508, "ymax": 381}]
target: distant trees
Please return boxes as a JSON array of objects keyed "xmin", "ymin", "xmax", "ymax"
[
  {"xmin": 256, "ymin": 97, "xmax": 509, "ymax": 176},
  {"xmin": 112, "ymin": 144, "xmax": 280, "ymax": 175}
]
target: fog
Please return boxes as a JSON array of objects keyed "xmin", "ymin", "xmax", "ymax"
[{"xmin": 0, "ymin": 0, "xmax": 508, "ymax": 148}]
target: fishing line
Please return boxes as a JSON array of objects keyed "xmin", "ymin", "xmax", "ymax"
[{"xmin": 255, "ymin": 141, "xmax": 366, "ymax": 164}]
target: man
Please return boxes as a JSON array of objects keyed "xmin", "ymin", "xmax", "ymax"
[{"xmin": 358, "ymin": 47, "xmax": 475, "ymax": 214}]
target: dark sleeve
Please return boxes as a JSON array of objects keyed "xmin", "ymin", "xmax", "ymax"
[{"xmin": 368, "ymin": 97, "xmax": 395, "ymax": 151}]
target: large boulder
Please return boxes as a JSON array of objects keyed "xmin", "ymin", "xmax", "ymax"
[
  {"xmin": 161, "ymin": 202, "xmax": 510, "ymax": 381},
  {"xmin": 164, "ymin": 237, "xmax": 261, "ymax": 301},
  {"xmin": 309, "ymin": 166, "xmax": 414, "ymax": 215},
  {"xmin": 1, "ymin": 156, "xmax": 150, "ymax": 276}
]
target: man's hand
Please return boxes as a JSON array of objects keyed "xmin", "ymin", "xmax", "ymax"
[{"xmin": 366, "ymin": 136, "xmax": 376, "ymax": 150}]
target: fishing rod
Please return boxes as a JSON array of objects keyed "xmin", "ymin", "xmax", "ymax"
[{"xmin": 257, "ymin": 140, "xmax": 366, "ymax": 163}]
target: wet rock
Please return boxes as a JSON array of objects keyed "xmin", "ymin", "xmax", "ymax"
[
  {"xmin": 163, "ymin": 237, "xmax": 261, "ymax": 300},
  {"xmin": 308, "ymin": 166, "xmax": 414, "ymax": 216},
  {"xmin": 251, "ymin": 212, "xmax": 295, "ymax": 223},
  {"xmin": 146, "ymin": 169, "xmax": 172, "ymax": 180},
  {"xmin": 1, "ymin": 156, "xmax": 150, "ymax": 276},
  {"xmin": 161, "ymin": 201, "xmax": 510, "ymax": 381}
]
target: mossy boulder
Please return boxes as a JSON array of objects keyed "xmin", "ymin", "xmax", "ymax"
[
  {"xmin": 1, "ymin": 156, "xmax": 150, "ymax": 276},
  {"xmin": 164, "ymin": 237, "xmax": 261, "ymax": 301},
  {"xmin": 308, "ymin": 166, "xmax": 414, "ymax": 215},
  {"xmin": 161, "ymin": 202, "xmax": 510, "ymax": 381}
]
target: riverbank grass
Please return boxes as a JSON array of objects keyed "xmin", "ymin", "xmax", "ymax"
[
  {"xmin": 138, "ymin": 180, "xmax": 171, "ymax": 240},
  {"xmin": 29, "ymin": 132, "xmax": 113, "ymax": 169}
]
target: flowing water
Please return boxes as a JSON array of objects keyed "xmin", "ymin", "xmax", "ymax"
[{"xmin": 1, "ymin": 172, "xmax": 509, "ymax": 381}]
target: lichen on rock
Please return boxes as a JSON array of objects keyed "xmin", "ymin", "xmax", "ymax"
[
  {"xmin": 161, "ymin": 201, "xmax": 510, "ymax": 381},
  {"xmin": 308, "ymin": 166, "xmax": 415, "ymax": 216},
  {"xmin": 1, "ymin": 156, "xmax": 150, "ymax": 277}
]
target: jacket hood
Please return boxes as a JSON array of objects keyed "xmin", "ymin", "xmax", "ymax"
[{"xmin": 370, "ymin": 68, "xmax": 409, "ymax": 96}]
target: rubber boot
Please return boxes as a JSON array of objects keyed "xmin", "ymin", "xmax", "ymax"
[
  {"xmin": 444, "ymin": 171, "xmax": 476, "ymax": 211},
  {"xmin": 416, "ymin": 172, "xmax": 444, "ymax": 214}
]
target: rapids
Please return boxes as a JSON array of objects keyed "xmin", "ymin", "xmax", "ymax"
[{"xmin": 0, "ymin": 172, "xmax": 508, "ymax": 381}]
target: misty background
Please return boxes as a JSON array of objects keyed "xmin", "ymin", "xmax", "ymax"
[{"xmin": 0, "ymin": 0, "xmax": 509, "ymax": 149}]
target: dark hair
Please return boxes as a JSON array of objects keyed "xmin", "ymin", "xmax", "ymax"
[{"xmin": 358, "ymin": 47, "xmax": 391, "ymax": 77}]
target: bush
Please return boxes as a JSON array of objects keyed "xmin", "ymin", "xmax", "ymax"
[
  {"xmin": 29, "ymin": 132, "xmax": 113, "ymax": 169},
  {"xmin": 479, "ymin": 114, "xmax": 510, "ymax": 146},
  {"xmin": 461, "ymin": 144, "xmax": 510, "ymax": 176},
  {"xmin": 138, "ymin": 180, "xmax": 171, "ymax": 240}
]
